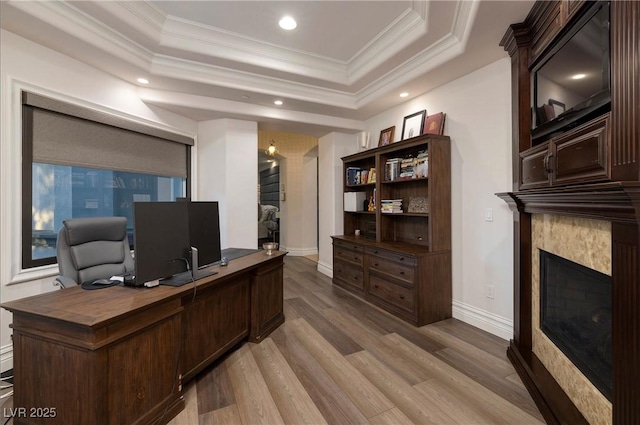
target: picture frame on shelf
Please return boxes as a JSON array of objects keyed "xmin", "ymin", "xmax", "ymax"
[
  {"xmin": 423, "ymin": 112, "xmax": 446, "ymax": 135},
  {"xmin": 401, "ymin": 110, "xmax": 426, "ymax": 140},
  {"xmin": 378, "ymin": 126, "xmax": 395, "ymax": 146}
]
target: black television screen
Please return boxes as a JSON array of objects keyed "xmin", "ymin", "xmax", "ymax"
[
  {"xmin": 188, "ymin": 201, "xmax": 222, "ymax": 269},
  {"xmin": 133, "ymin": 201, "xmax": 191, "ymax": 286},
  {"xmin": 532, "ymin": 1, "xmax": 610, "ymax": 141}
]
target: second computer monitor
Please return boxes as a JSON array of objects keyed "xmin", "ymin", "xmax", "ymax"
[{"xmin": 188, "ymin": 201, "xmax": 222, "ymax": 269}]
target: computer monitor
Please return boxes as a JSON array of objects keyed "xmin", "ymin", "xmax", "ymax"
[
  {"xmin": 188, "ymin": 201, "xmax": 222, "ymax": 270},
  {"xmin": 133, "ymin": 201, "xmax": 191, "ymax": 286}
]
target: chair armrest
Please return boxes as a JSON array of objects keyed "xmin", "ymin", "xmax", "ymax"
[{"xmin": 54, "ymin": 275, "xmax": 78, "ymax": 288}]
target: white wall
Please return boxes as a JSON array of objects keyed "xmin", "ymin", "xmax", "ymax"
[
  {"xmin": 363, "ymin": 58, "xmax": 514, "ymax": 339},
  {"xmin": 197, "ymin": 119, "xmax": 258, "ymax": 249},
  {"xmin": 0, "ymin": 30, "xmax": 197, "ymax": 372},
  {"xmin": 317, "ymin": 132, "xmax": 356, "ymax": 276}
]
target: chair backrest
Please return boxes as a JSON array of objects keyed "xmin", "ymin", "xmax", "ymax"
[{"xmin": 57, "ymin": 217, "xmax": 134, "ymax": 285}]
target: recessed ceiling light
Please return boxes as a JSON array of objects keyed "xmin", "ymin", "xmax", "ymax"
[
  {"xmin": 399, "ymin": 92, "xmax": 409, "ymax": 98},
  {"xmin": 279, "ymin": 16, "xmax": 297, "ymax": 30},
  {"xmin": 571, "ymin": 73, "xmax": 586, "ymax": 80},
  {"xmin": 137, "ymin": 77, "xmax": 149, "ymax": 84},
  {"xmin": 274, "ymin": 100, "xmax": 284, "ymax": 106}
]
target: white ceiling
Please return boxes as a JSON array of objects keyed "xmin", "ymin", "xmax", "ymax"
[{"xmin": 0, "ymin": 0, "xmax": 533, "ymax": 137}]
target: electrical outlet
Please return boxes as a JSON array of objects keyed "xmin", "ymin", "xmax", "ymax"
[{"xmin": 486, "ymin": 284, "xmax": 495, "ymax": 299}]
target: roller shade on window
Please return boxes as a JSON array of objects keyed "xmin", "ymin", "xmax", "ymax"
[{"xmin": 24, "ymin": 92, "xmax": 192, "ymax": 178}]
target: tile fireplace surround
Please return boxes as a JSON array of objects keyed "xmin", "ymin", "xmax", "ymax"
[{"xmin": 531, "ymin": 214, "xmax": 611, "ymax": 425}]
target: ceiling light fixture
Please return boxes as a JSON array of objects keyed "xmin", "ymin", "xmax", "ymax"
[
  {"xmin": 137, "ymin": 77, "xmax": 149, "ymax": 84},
  {"xmin": 266, "ymin": 140, "xmax": 278, "ymax": 157},
  {"xmin": 399, "ymin": 92, "xmax": 409, "ymax": 98},
  {"xmin": 279, "ymin": 16, "xmax": 297, "ymax": 30},
  {"xmin": 274, "ymin": 100, "xmax": 283, "ymax": 106},
  {"xmin": 571, "ymin": 73, "xmax": 586, "ymax": 80}
]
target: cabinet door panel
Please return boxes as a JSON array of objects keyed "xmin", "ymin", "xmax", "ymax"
[{"xmin": 520, "ymin": 144, "xmax": 550, "ymax": 189}]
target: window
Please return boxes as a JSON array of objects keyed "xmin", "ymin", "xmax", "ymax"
[
  {"xmin": 31, "ymin": 164, "xmax": 186, "ymax": 261},
  {"xmin": 22, "ymin": 92, "xmax": 193, "ymax": 268}
]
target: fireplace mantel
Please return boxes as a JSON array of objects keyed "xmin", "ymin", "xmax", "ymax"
[{"xmin": 497, "ymin": 182, "xmax": 640, "ymax": 224}]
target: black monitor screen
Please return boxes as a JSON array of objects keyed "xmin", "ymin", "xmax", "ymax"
[
  {"xmin": 189, "ymin": 201, "xmax": 222, "ymax": 268},
  {"xmin": 133, "ymin": 202, "xmax": 190, "ymax": 285}
]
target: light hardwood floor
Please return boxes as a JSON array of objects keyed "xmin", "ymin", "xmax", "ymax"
[{"xmin": 169, "ymin": 256, "xmax": 544, "ymax": 425}]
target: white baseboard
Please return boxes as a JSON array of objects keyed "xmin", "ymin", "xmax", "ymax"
[
  {"xmin": 1, "ymin": 344, "xmax": 12, "ymax": 373},
  {"xmin": 452, "ymin": 300, "xmax": 513, "ymax": 341},
  {"xmin": 280, "ymin": 246, "xmax": 318, "ymax": 257},
  {"xmin": 317, "ymin": 261, "xmax": 333, "ymax": 278}
]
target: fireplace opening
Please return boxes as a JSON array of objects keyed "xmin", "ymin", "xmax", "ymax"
[{"xmin": 540, "ymin": 250, "xmax": 612, "ymax": 400}]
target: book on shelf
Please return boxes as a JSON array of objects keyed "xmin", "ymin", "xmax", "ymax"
[
  {"xmin": 346, "ymin": 166, "xmax": 374, "ymax": 185},
  {"xmin": 367, "ymin": 168, "xmax": 376, "ymax": 183},
  {"xmin": 381, "ymin": 199, "xmax": 403, "ymax": 213}
]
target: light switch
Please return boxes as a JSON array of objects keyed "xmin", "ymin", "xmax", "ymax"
[{"xmin": 485, "ymin": 208, "xmax": 493, "ymax": 222}]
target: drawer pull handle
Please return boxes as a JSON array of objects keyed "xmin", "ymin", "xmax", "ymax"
[
  {"xmin": 374, "ymin": 250, "xmax": 379, "ymax": 254},
  {"xmin": 399, "ymin": 257, "xmax": 405, "ymax": 261},
  {"xmin": 400, "ymin": 271, "xmax": 405, "ymax": 275},
  {"xmin": 374, "ymin": 263, "xmax": 379, "ymax": 266},
  {"xmin": 374, "ymin": 284, "xmax": 379, "ymax": 288},
  {"xmin": 399, "ymin": 295, "xmax": 405, "ymax": 299},
  {"xmin": 354, "ymin": 256, "xmax": 359, "ymax": 261}
]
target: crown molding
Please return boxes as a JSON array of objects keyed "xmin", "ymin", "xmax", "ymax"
[
  {"xmin": 138, "ymin": 89, "xmax": 364, "ymax": 132},
  {"xmin": 150, "ymin": 55, "xmax": 357, "ymax": 109},
  {"xmin": 160, "ymin": 15, "xmax": 349, "ymax": 84},
  {"xmin": 354, "ymin": 0, "xmax": 479, "ymax": 107},
  {"xmin": 6, "ymin": 0, "xmax": 154, "ymax": 70},
  {"xmin": 96, "ymin": 0, "xmax": 167, "ymax": 45},
  {"xmin": 347, "ymin": 3, "xmax": 428, "ymax": 83}
]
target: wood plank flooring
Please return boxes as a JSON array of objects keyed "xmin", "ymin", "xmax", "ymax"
[{"xmin": 169, "ymin": 256, "xmax": 544, "ymax": 425}]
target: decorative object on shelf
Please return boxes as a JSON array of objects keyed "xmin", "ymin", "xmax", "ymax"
[
  {"xmin": 358, "ymin": 131, "xmax": 371, "ymax": 150},
  {"xmin": 344, "ymin": 192, "xmax": 366, "ymax": 211},
  {"xmin": 402, "ymin": 110, "xmax": 426, "ymax": 140},
  {"xmin": 265, "ymin": 140, "xmax": 278, "ymax": 156},
  {"xmin": 408, "ymin": 197, "xmax": 429, "ymax": 213},
  {"xmin": 423, "ymin": 112, "xmax": 446, "ymax": 135},
  {"xmin": 378, "ymin": 126, "xmax": 395, "ymax": 146}
]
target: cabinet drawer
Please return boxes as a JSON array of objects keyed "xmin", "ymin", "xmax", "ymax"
[
  {"xmin": 364, "ymin": 247, "xmax": 417, "ymax": 266},
  {"xmin": 552, "ymin": 114, "xmax": 610, "ymax": 185},
  {"xmin": 333, "ymin": 239, "xmax": 364, "ymax": 253},
  {"xmin": 335, "ymin": 246, "xmax": 363, "ymax": 265},
  {"xmin": 368, "ymin": 256, "xmax": 415, "ymax": 286},
  {"xmin": 368, "ymin": 273, "xmax": 414, "ymax": 313},
  {"xmin": 333, "ymin": 259, "xmax": 364, "ymax": 291}
]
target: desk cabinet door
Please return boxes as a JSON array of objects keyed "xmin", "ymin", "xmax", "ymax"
[
  {"xmin": 250, "ymin": 260, "xmax": 285, "ymax": 342},
  {"xmin": 182, "ymin": 278, "xmax": 250, "ymax": 380}
]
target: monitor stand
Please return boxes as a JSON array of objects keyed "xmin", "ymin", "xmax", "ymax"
[{"xmin": 191, "ymin": 246, "xmax": 218, "ymax": 280}]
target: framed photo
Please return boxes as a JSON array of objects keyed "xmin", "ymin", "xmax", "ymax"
[
  {"xmin": 423, "ymin": 112, "xmax": 446, "ymax": 135},
  {"xmin": 378, "ymin": 126, "xmax": 395, "ymax": 146},
  {"xmin": 401, "ymin": 110, "xmax": 426, "ymax": 140},
  {"xmin": 549, "ymin": 99, "xmax": 565, "ymax": 117}
]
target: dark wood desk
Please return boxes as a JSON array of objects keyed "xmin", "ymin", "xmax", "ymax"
[{"xmin": 1, "ymin": 250, "xmax": 286, "ymax": 425}]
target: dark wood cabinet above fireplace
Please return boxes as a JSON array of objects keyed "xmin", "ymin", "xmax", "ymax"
[{"xmin": 500, "ymin": 1, "xmax": 639, "ymax": 425}]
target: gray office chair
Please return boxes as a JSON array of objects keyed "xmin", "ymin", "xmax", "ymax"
[{"xmin": 54, "ymin": 217, "xmax": 134, "ymax": 288}]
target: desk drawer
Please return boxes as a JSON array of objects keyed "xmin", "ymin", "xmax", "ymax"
[
  {"xmin": 333, "ymin": 239, "xmax": 364, "ymax": 252},
  {"xmin": 334, "ymin": 259, "xmax": 364, "ymax": 291},
  {"xmin": 368, "ymin": 256, "xmax": 415, "ymax": 286},
  {"xmin": 365, "ymin": 247, "xmax": 417, "ymax": 266},
  {"xmin": 368, "ymin": 273, "xmax": 414, "ymax": 313}
]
